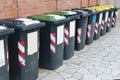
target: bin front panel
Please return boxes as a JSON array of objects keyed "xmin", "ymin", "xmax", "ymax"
[
  {"xmin": 0, "ymin": 37, "xmax": 9, "ymax": 80},
  {"xmin": 27, "ymin": 31, "xmax": 38, "ymax": 56},
  {"xmin": 111, "ymin": 11, "xmax": 114, "ymax": 17},
  {"xmin": 0, "ymin": 39, "xmax": 5, "ymax": 68},
  {"xmin": 9, "ymin": 29, "xmax": 39, "ymax": 80},
  {"xmin": 105, "ymin": 12, "xmax": 109, "ymax": 22},
  {"xmin": 92, "ymin": 15, "xmax": 97, "ymax": 22},
  {"xmin": 99, "ymin": 13, "xmax": 103, "ymax": 25},
  {"xmin": 69, "ymin": 20, "xmax": 76, "ymax": 37},
  {"xmin": 57, "ymin": 25, "xmax": 64, "ymax": 45},
  {"xmin": 115, "ymin": 10, "xmax": 118, "ymax": 17}
]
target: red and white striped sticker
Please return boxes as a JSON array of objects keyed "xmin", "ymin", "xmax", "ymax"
[
  {"xmin": 112, "ymin": 17, "xmax": 115, "ymax": 26},
  {"xmin": 50, "ymin": 33, "xmax": 56, "ymax": 54},
  {"xmin": 87, "ymin": 24, "xmax": 91, "ymax": 38},
  {"xmin": 18, "ymin": 41, "xmax": 25, "ymax": 67},
  {"xmin": 101, "ymin": 20, "xmax": 104, "ymax": 30},
  {"xmin": 95, "ymin": 22, "xmax": 98, "ymax": 34},
  {"xmin": 107, "ymin": 17, "xmax": 110, "ymax": 28},
  {"xmin": 77, "ymin": 28, "xmax": 82, "ymax": 44},
  {"xmin": 64, "ymin": 27, "xmax": 69, "ymax": 46},
  {"xmin": 6, "ymin": 46, "xmax": 9, "ymax": 71}
]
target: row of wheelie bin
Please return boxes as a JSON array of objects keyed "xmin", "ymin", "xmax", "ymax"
[{"xmin": 0, "ymin": 5, "xmax": 119, "ymax": 80}]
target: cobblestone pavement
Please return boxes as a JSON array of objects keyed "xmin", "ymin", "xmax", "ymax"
[{"xmin": 38, "ymin": 19, "xmax": 120, "ymax": 80}]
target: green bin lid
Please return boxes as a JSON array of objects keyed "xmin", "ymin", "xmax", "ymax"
[
  {"xmin": 49, "ymin": 11, "xmax": 77, "ymax": 16},
  {"xmin": 28, "ymin": 14, "xmax": 66, "ymax": 21}
]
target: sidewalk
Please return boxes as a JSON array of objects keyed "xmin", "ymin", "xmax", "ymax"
[{"xmin": 38, "ymin": 19, "xmax": 120, "ymax": 80}]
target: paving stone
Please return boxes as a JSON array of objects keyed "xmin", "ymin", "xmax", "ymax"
[
  {"xmin": 63, "ymin": 66, "xmax": 78, "ymax": 74},
  {"xmin": 58, "ymin": 72, "xmax": 72, "ymax": 79},
  {"xmin": 83, "ymin": 79, "xmax": 101, "ymax": 80},
  {"xmin": 41, "ymin": 72, "xmax": 64, "ymax": 80},
  {"xmin": 97, "ymin": 74, "xmax": 113, "ymax": 79},
  {"xmin": 65, "ymin": 78, "xmax": 78, "ymax": 80},
  {"xmin": 77, "ymin": 68, "xmax": 89, "ymax": 74},
  {"xmin": 83, "ymin": 73, "xmax": 97, "ymax": 79},
  {"xmin": 72, "ymin": 73, "xmax": 83, "ymax": 80},
  {"xmin": 111, "ymin": 69, "xmax": 120, "ymax": 76}
]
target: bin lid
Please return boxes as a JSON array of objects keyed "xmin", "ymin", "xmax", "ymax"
[
  {"xmin": 0, "ymin": 18, "xmax": 45, "ymax": 31},
  {"xmin": 28, "ymin": 14, "xmax": 66, "ymax": 21},
  {"xmin": 28, "ymin": 14, "xmax": 68, "ymax": 25},
  {"xmin": 16, "ymin": 18, "xmax": 40, "ymax": 26},
  {"xmin": 49, "ymin": 11, "xmax": 77, "ymax": 16},
  {"xmin": 48, "ymin": 11, "xmax": 79, "ymax": 20},
  {"xmin": 0, "ymin": 26, "xmax": 7, "ymax": 30},
  {"xmin": 47, "ymin": 14, "xmax": 66, "ymax": 20},
  {"xmin": 82, "ymin": 8, "xmax": 98, "ymax": 15},
  {"xmin": 0, "ymin": 25, "xmax": 14, "ymax": 36},
  {"xmin": 72, "ymin": 9, "xmax": 91, "ymax": 17}
]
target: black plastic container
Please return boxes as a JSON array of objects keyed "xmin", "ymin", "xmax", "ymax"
[
  {"xmin": 82, "ymin": 9, "xmax": 97, "ymax": 45},
  {"xmin": 100, "ymin": 9, "xmax": 109, "ymax": 36},
  {"xmin": 72, "ymin": 9, "xmax": 90, "ymax": 50},
  {"xmin": 29, "ymin": 14, "xmax": 68, "ymax": 70},
  {"xmin": 0, "ymin": 25, "xmax": 14, "ymax": 80},
  {"xmin": 0, "ymin": 18, "xmax": 45, "ymax": 80},
  {"xmin": 112, "ymin": 8, "xmax": 119, "ymax": 27},
  {"xmin": 49, "ymin": 11, "xmax": 79, "ymax": 60},
  {"xmin": 94, "ymin": 9, "xmax": 104, "ymax": 40}
]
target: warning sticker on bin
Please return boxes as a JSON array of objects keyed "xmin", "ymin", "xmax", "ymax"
[
  {"xmin": 57, "ymin": 25, "xmax": 64, "ymax": 45},
  {"xmin": 0, "ymin": 40, "xmax": 5, "ymax": 67},
  {"xmin": 69, "ymin": 21, "xmax": 76, "ymax": 37},
  {"xmin": 27, "ymin": 31, "xmax": 38, "ymax": 55},
  {"xmin": 99, "ymin": 13, "xmax": 103, "ymax": 24}
]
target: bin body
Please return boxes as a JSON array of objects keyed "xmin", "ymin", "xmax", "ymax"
[
  {"xmin": 28, "ymin": 14, "xmax": 67, "ymax": 70},
  {"xmin": 106, "ymin": 9, "xmax": 113, "ymax": 32},
  {"xmin": 112, "ymin": 8, "xmax": 119, "ymax": 27},
  {"xmin": 0, "ymin": 18, "xmax": 45, "ymax": 80},
  {"xmin": 100, "ymin": 10, "xmax": 108, "ymax": 36},
  {"xmin": 39, "ymin": 22, "xmax": 65, "ymax": 70},
  {"xmin": 71, "ymin": 9, "xmax": 90, "ymax": 50},
  {"xmin": 75, "ymin": 17, "xmax": 88, "ymax": 50},
  {"xmin": 94, "ymin": 12, "xmax": 103, "ymax": 40},
  {"xmin": 64, "ymin": 19, "xmax": 76, "ymax": 60},
  {"xmin": 0, "ymin": 26, "xmax": 14, "ymax": 80},
  {"xmin": 86, "ymin": 14, "xmax": 96, "ymax": 45},
  {"xmin": 49, "ymin": 11, "xmax": 78, "ymax": 60},
  {"xmin": 0, "ymin": 37, "xmax": 9, "ymax": 80},
  {"xmin": 110, "ymin": 9, "xmax": 115, "ymax": 28}
]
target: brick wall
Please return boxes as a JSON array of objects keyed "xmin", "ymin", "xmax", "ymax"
[
  {"xmin": 105, "ymin": 0, "xmax": 110, "ymax": 5},
  {"xmin": 88, "ymin": 0, "xmax": 98, "ymax": 6},
  {"xmin": 18, "ymin": 0, "xmax": 56, "ymax": 17},
  {"xmin": 0, "ymin": 0, "xmax": 17, "ymax": 19},
  {"xmin": 81, "ymin": 0, "xmax": 88, "ymax": 7},
  {"xmin": 0, "ymin": 0, "xmax": 118, "ymax": 19},
  {"xmin": 57, "ymin": 0, "xmax": 81, "ymax": 10}
]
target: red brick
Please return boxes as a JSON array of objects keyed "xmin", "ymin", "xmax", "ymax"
[
  {"xmin": 81, "ymin": 0, "xmax": 88, "ymax": 7},
  {"xmin": 89, "ymin": 0, "xmax": 98, "ymax": 6},
  {"xmin": 57, "ymin": 0, "xmax": 81, "ymax": 10}
]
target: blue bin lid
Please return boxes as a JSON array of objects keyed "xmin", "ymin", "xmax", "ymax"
[{"xmin": 72, "ymin": 9, "xmax": 91, "ymax": 17}]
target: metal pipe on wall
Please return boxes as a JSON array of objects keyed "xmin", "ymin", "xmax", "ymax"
[{"xmin": 16, "ymin": 0, "xmax": 19, "ymax": 18}]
